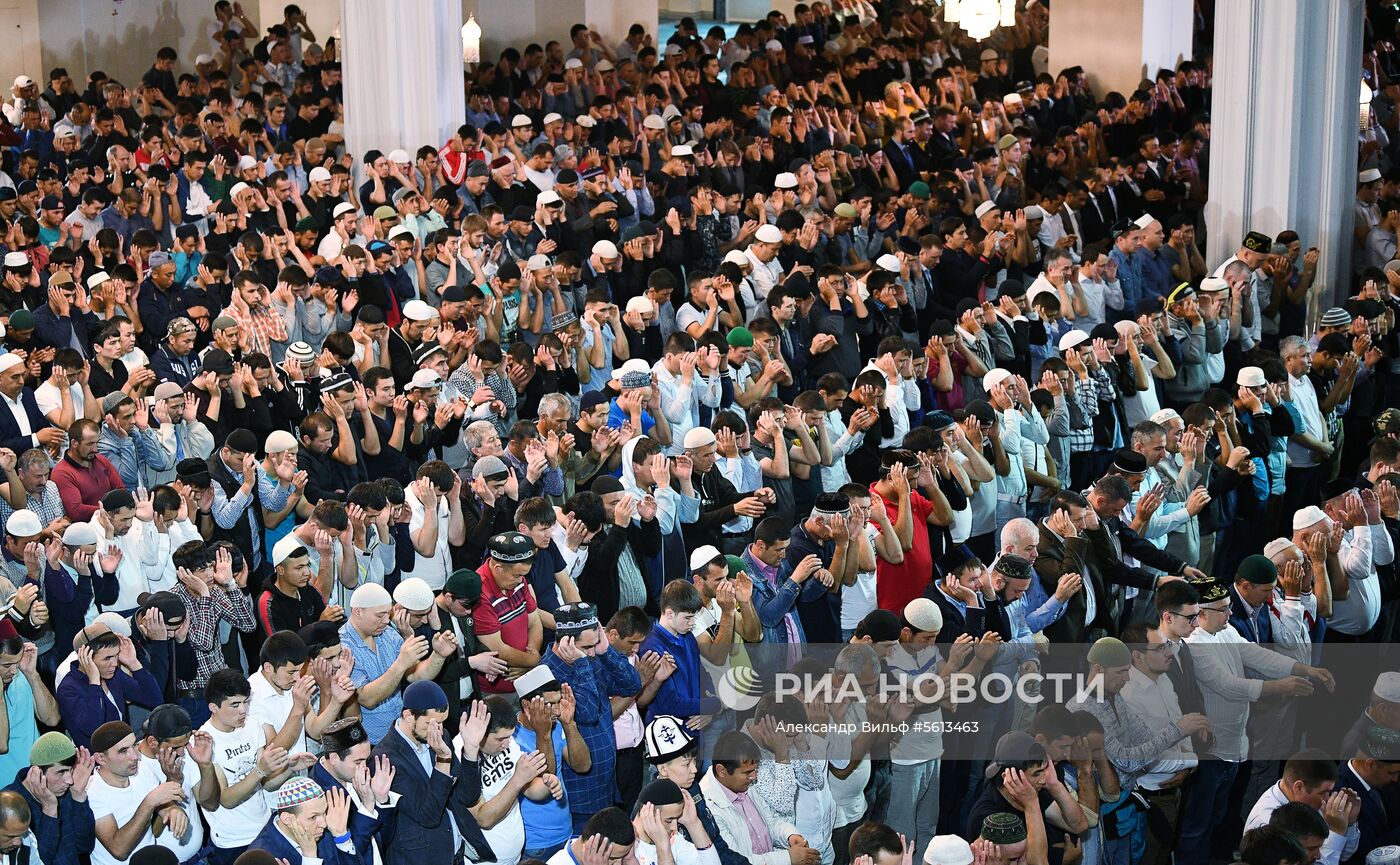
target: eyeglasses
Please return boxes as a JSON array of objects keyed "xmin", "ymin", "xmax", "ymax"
[
  {"xmin": 1165, "ymin": 610, "xmax": 1200, "ymax": 623},
  {"xmin": 1201, "ymin": 605, "xmax": 1229, "ymax": 615}
]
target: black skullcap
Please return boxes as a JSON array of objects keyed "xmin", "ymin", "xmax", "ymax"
[
  {"xmin": 999, "ymin": 279, "xmax": 1026, "ymax": 299},
  {"xmin": 994, "ymin": 554, "xmax": 1033, "ymax": 581},
  {"xmin": 357, "ymin": 304, "xmax": 385, "ymax": 325},
  {"xmin": 297, "ymin": 620, "xmax": 341, "ymax": 654},
  {"xmin": 592, "ymin": 476, "xmax": 625, "ymax": 496},
  {"xmin": 964, "ymin": 399, "xmax": 996, "ymax": 425},
  {"xmin": 201, "ymin": 348, "xmax": 235, "ymax": 374},
  {"xmin": 131, "ymin": 848, "xmax": 180, "ymax": 865},
  {"xmin": 233, "ymin": 851, "xmax": 280, "ymax": 865},
  {"xmin": 176, "ymin": 457, "xmax": 212, "ymax": 487},
  {"xmin": 441, "ymin": 285, "xmax": 468, "ymax": 303},
  {"xmin": 1112, "ymin": 448, "xmax": 1147, "ymax": 475},
  {"xmin": 225, "ymin": 428, "xmax": 258, "ymax": 454},
  {"xmin": 140, "ymin": 704, "xmax": 193, "ymax": 741},
  {"xmin": 637, "ymin": 778, "xmax": 686, "ymax": 809},
  {"xmin": 101, "ymin": 489, "xmax": 136, "ymax": 512},
  {"xmin": 812, "ymin": 492, "xmax": 850, "ymax": 515},
  {"xmin": 955, "ymin": 298, "xmax": 980, "ymax": 317},
  {"xmin": 320, "ymin": 717, "xmax": 369, "ymax": 754},
  {"xmin": 497, "ymin": 260, "xmax": 522, "ymax": 281},
  {"xmin": 91, "ymin": 721, "xmax": 134, "ymax": 754},
  {"xmin": 936, "ymin": 543, "xmax": 977, "ymax": 577},
  {"xmin": 1089, "ymin": 323, "xmax": 1119, "ymax": 343}
]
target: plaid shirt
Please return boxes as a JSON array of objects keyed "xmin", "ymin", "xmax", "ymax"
[
  {"xmin": 0, "ymin": 480, "xmax": 65, "ymax": 531},
  {"xmin": 1067, "ymin": 365, "xmax": 1116, "ymax": 454},
  {"xmin": 171, "ymin": 581, "xmax": 257, "ymax": 691},
  {"xmin": 542, "ymin": 644, "xmax": 642, "ymax": 815},
  {"xmin": 229, "ymin": 302, "xmax": 289, "ymax": 357},
  {"xmin": 448, "ymin": 366, "xmax": 517, "ymax": 435}
]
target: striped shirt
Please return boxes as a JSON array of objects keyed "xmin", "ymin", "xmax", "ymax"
[{"xmin": 474, "ymin": 564, "xmax": 537, "ymax": 694}]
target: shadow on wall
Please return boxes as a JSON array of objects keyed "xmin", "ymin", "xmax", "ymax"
[{"xmin": 38, "ymin": 0, "xmax": 223, "ymax": 90}]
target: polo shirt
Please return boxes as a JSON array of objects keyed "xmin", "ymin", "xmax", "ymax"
[{"xmin": 474, "ymin": 563, "xmax": 538, "ymax": 694}]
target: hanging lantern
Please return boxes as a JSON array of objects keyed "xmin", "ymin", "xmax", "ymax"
[
  {"xmin": 1361, "ymin": 78, "xmax": 1373, "ymax": 132},
  {"xmin": 462, "ymin": 15, "xmax": 482, "ymax": 64}
]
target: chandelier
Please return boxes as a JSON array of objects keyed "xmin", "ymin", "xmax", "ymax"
[{"xmin": 942, "ymin": 0, "xmax": 1016, "ymax": 41}]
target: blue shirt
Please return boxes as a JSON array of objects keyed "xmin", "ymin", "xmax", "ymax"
[
  {"xmin": 0, "ymin": 674, "xmax": 36, "ymax": 785},
  {"xmin": 514, "ymin": 722, "xmax": 571, "ymax": 848},
  {"xmin": 341, "ymin": 622, "xmax": 405, "ymax": 743},
  {"xmin": 606, "ymin": 399, "xmax": 656, "ymax": 435},
  {"xmin": 1110, "ymin": 247, "xmax": 1144, "ymax": 314},
  {"xmin": 637, "ymin": 623, "xmax": 718, "ymax": 730}
]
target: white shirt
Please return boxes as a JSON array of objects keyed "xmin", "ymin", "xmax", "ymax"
[
  {"xmin": 34, "ymin": 381, "xmax": 84, "ymax": 424},
  {"xmin": 826, "ymin": 701, "xmax": 872, "ymax": 826},
  {"xmin": 1075, "ymin": 276, "xmax": 1124, "ymax": 332},
  {"xmin": 317, "ymin": 231, "xmax": 348, "ymax": 261},
  {"xmin": 249, "ymin": 669, "xmax": 307, "ymax": 755},
  {"xmin": 1328, "ymin": 524, "xmax": 1391, "ymax": 636},
  {"xmin": 840, "ymin": 523, "xmax": 881, "ymax": 631},
  {"xmin": 200, "ymin": 720, "xmax": 271, "ymax": 848},
  {"xmin": 0, "ymin": 389, "xmax": 35, "ymax": 447},
  {"xmin": 405, "ymin": 484, "xmax": 453, "ymax": 590},
  {"xmin": 93, "ymin": 516, "xmax": 162, "ymax": 611},
  {"xmin": 996, "ymin": 404, "xmax": 1050, "ymax": 501},
  {"xmin": 88, "ymin": 769, "xmax": 160, "ymax": 865},
  {"xmin": 1286, "ymin": 374, "xmax": 1327, "ymax": 468},
  {"xmin": 744, "ymin": 247, "xmax": 782, "ymax": 301},
  {"xmin": 630, "ymin": 835, "xmax": 722, "ymax": 865},
  {"xmin": 1118, "ymin": 666, "xmax": 1197, "ymax": 789},
  {"xmin": 1184, "ymin": 626, "xmax": 1297, "ymax": 762},
  {"xmin": 136, "ymin": 750, "xmax": 205, "ymax": 861},
  {"xmin": 1244, "ymin": 781, "xmax": 1357, "ymax": 865},
  {"xmin": 821, "ymin": 409, "xmax": 863, "ymax": 493}
]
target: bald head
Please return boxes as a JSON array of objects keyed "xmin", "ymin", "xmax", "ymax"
[{"xmin": 0, "ymin": 790, "xmax": 30, "ymax": 852}]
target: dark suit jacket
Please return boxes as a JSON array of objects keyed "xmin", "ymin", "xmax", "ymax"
[
  {"xmin": 1337, "ymin": 760, "xmax": 1400, "ymax": 864},
  {"xmin": 372, "ymin": 725, "xmax": 493, "ymax": 865},
  {"xmin": 310, "ymin": 762, "xmax": 396, "ymax": 865},
  {"xmin": 1035, "ymin": 525, "xmax": 1096, "ymax": 644},
  {"xmin": 884, "ymin": 139, "xmax": 919, "ymax": 190},
  {"xmin": 0, "ymin": 388, "xmax": 53, "ymax": 454},
  {"xmin": 250, "ymin": 816, "xmax": 361, "ymax": 865}
]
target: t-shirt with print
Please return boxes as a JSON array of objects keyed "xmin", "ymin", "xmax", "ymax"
[
  {"xmin": 201, "ymin": 720, "xmax": 271, "ymax": 848},
  {"xmin": 467, "ymin": 732, "xmax": 526, "ymax": 865},
  {"xmin": 474, "ymin": 563, "xmax": 538, "ymax": 694}
]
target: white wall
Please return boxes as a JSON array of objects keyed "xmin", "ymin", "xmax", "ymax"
[
  {"xmin": 1049, "ymin": 0, "xmax": 1191, "ymax": 96},
  {"xmin": 37, "ymin": 0, "xmax": 252, "ymax": 89},
  {"xmin": 462, "ymin": 0, "xmax": 656, "ymax": 64}
]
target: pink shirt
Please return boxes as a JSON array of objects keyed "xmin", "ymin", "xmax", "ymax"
[
  {"xmin": 613, "ymin": 654, "xmax": 644, "ymax": 749},
  {"xmin": 720, "ymin": 783, "xmax": 773, "ymax": 855}
]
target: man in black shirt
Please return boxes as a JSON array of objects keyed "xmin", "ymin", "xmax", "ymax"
[{"xmin": 256, "ymin": 535, "xmax": 340, "ymax": 637}]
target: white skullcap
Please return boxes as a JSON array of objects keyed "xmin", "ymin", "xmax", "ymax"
[
  {"xmin": 5, "ymin": 509, "xmax": 41, "ymax": 537},
  {"xmin": 1149, "ymin": 408, "xmax": 1181, "ymax": 425},
  {"xmin": 350, "ymin": 583, "xmax": 393, "ymax": 608},
  {"xmin": 592, "ymin": 240, "xmax": 620, "ymax": 259},
  {"xmin": 982, "ymin": 368, "xmax": 1013, "ymax": 391},
  {"xmin": 688, "ymin": 545, "xmax": 723, "ymax": 572},
  {"xmin": 1374, "ymin": 671, "xmax": 1400, "ymax": 702},
  {"xmin": 1262, "ymin": 538, "xmax": 1296, "ymax": 559},
  {"xmin": 0, "ymin": 353, "xmax": 24, "ymax": 374},
  {"xmin": 683, "ymin": 427, "xmax": 717, "ymax": 449},
  {"xmin": 754, "ymin": 224, "xmax": 782, "ymax": 244},
  {"xmin": 875, "ymin": 254, "xmax": 901, "ymax": 273},
  {"xmin": 625, "ymin": 296, "xmax": 655, "ymax": 314},
  {"xmin": 1292, "ymin": 505, "xmax": 1329, "ymax": 532},
  {"xmin": 1057, "ymin": 329, "xmax": 1090, "ymax": 351},
  {"xmin": 974, "ymin": 200, "xmax": 999, "ymax": 219},
  {"xmin": 723, "ymin": 250, "xmax": 750, "ymax": 266},
  {"xmin": 393, "ymin": 578, "xmax": 435, "ymax": 611},
  {"xmin": 1134, "ymin": 213, "xmax": 1156, "ymax": 229},
  {"xmin": 904, "ymin": 598, "xmax": 944, "ymax": 635},
  {"xmin": 271, "ymin": 534, "xmax": 307, "ymax": 566},
  {"xmin": 925, "ymin": 835, "xmax": 973, "ymax": 865}
]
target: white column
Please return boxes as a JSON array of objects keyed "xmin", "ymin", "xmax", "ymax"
[
  {"xmin": 1048, "ymin": 0, "xmax": 1192, "ymax": 98},
  {"xmin": 1204, "ymin": 0, "xmax": 1363, "ymax": 306},
  {"xmin": 340, "ymin": 0, "xmax": 464, "ymax": 164}
]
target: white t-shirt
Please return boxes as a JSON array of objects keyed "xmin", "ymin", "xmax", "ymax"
[
  {"xmin": 136, "ymin": 751, "xmax": 204, "ymax": 861},
  {"xmin": 201, "ymin": 720, "xmax": 270, "ymax": 848},
  {"xmin": 840, "ymin": 524, "xmax": 880, "ymax": 631},
  {"xmin": 826, "ymin": 703, "xmax": 872, "ymax": 828},
  {"xmin": 88, "ymin": 770, "xmax": 159, "ymax": 865},
  {"xmin": 1122, "ymin": 355, "xmax": 1162, "ymax": 427},
  {"xmin": 249, "ymin": 670, "xmax": 306, "ymax": 755},
  {"xmin": 34, "ymin": 381, "xmax": 85, "ymax": 423},
  {"xmin": 467, "ymin": 733, "xmax": 526, "ymax": 865},
  {"xmin": 405, "ymin": 486, "xmax": 453, "ymax": 590}
]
